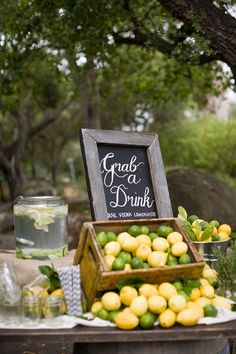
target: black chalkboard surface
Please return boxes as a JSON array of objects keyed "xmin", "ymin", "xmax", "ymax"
[
  {"xmin": 79, "ymin": 129, "xmax": 173, "ymax": 220},
  {"xmin": 98, "ymin": 144, "xmax": 157, "ymax": 220}
]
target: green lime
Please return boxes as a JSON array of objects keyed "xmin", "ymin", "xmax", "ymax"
[
  {"xmin": 230, "ymin": 231, "xmax": 236, "ymax": 240},
  {"xmin": 108, "ymin": 310, "xmax": 120, "ymax": 323},
  {"xmin": 167, "ymin": 254, "xmax": 178, "ymax": 263},
  {"xmin": 140, "ymin": 225, "xmax": 150, "ymax": 235},
  {"xmin": 167, "ymin": 261, "xmax": 178, "ymax": 266},
  {"xmin": 148, "ymin": 232, "xmax": 159, "ymax": 241},
  {"xmin": 112, "ymin": 257, "xmax": 126, "ymax": 271},
  {"xmin": 204, "ymin": 304, "xmax": 218, "ymax": 317},
  {"xmin": 156, "ymin": 225, "xmax": 173, "ymax": 238},
  {"xmin": 139, "ymin": 311, "xmax": 156, "ymax": 329},
  {"xmin": 178, "ymin": 253, "xmax": 191, "ymax": 265},
  {"xmin": 119, "ymin": 251, "xmax": 132, "ymax": 264},
  {"xmin": 207, "ymin": 276, "xmax": 219, "ymax": 288},
  {"xmin": 187, "ymin": 215, "xmax": 199, "ymax": 224},
  {"xmin": 212, "ymin": 234, "xmax": 221, "ymax": 241},
  {"xmin": 143, "ymin": 262, "xmax": 150, "ymax": 269},
  {"xmin": 107, "ymin": 231, "xmax": 117, "ymax": 242},
  {"xmin": 97, "ymin": 232, "xmax": 108, "ymax": 247},
  {"xmin": 128, "ymin": 225, "xmax": 141, "ymax": 237},
  {"xmin": 130, "ymin": 257, "xmax": 144, "ymax": 269},
  {"xmin": 178, "ymin": 290, "xmax": 189, "ymax": 301},
  {"xmin": 200, "ymin": 221, "xmax": 209, "ymax": 230},
  {"xmin": 172, "ymin": 280, "xmax": 183, "ymax": 291},
  {"xmin": 97, "ymin": 308, "xmax": 109, "ymax": 320},
  {"xmin": 209, "ymin": 220, "xmax": 220, "ymax": 228}
]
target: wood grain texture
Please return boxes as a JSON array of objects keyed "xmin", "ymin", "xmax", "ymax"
[{"xmin": 0, "ymin": 321, "xmax": 236, "ymax": 343}]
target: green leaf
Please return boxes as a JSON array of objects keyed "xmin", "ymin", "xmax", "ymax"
[
  {"xmin": 38, "ymin": 265, "xmax": 54, "ymax": 278},
  {"xmin": 200, "ymin": 224, "xmax": 214, "ymax": 241},
  {"xmin": 193, "ymin": 221, "xmax": 202, "ymax": 234},
  {"xmin": 184, "ymin": 278, "xmax": 201, "ymax": 289},
  {"xmin": 115, "ymin": 278, "xmax": 144, "ymax": 291},
  {"xmin": 183, "ymin": 222, "xmax": 197, "ymax": 241},
  {"xmin": 38, "ymin": 264, "xmax": 61, "ymax": 292},
  {"xmin": 177, "ymin": 206, "xmax": 188, "ymax": 221}
]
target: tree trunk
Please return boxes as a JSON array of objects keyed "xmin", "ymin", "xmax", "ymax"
[
  {"xmin": 159, "ymin": 0, "xmax": 236, "ymax": 78},
  {"xmin": 79, "ymin": 66, "xmax": 100, "ymax": 129}
]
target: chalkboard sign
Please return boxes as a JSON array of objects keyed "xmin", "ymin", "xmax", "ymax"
[{"xmin": 79, "ymin": 129, "xmax": 173, "ymax": 220}]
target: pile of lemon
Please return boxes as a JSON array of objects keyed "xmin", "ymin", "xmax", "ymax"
[
  {"xmin": 189, "ymin": 218, "xmax": 231, "ymax": 242},
  {"xmin": 91, "ymin": 264, "xmax": 231, "ymax": 330},
  {"xmin": 178, "ymin": 206, "xmax": 232, "ymax": 242},
  {"xmin": 96, "ymin": 224, "xmax": 192, "ymax": 271}
]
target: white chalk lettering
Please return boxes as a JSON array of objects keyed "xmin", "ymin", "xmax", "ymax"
[
  {"xmin": 110, "ymin": 184, "xmax": 155, "ymax": 209},
  {"xmin": 100, "ymin": 153, "xmax": 144, "ymax": 187}
]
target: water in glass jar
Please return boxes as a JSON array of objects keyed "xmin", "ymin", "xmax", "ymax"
[{"xmin": 14, "ymin": 196, "xmax": 68, "ymax": 260}]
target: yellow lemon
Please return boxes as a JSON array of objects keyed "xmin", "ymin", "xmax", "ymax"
[
  {"xmin": 152, "ymin": 237, "xmax": 170, "ymax": 252},
  {"xmin": 147, "ymin": 251, "xmax": 168, "ymax": 267},
  {"xmin": 117, "ymin": 232, "xmax": 131, "ymax": 245},
  {"xmin": 200, "ymin": 284, "xmax": 215, "ymax": 299},
  {"xmin": 218, "ymin": 224, "xmax": 231, "ymax": 236},
  {"xmin": 101, "ymin": 292, "xmax": 121, "ymax": 311},
  {"xmin": 167, "ymin": 232, "xmax": 183, "ymax": 245},
  {"xmin": 171, "ymin": 242, "xmax": 188, "ymax": 257},
  {"xmin": 168, "ymin": 294, "xmax": 187, "ymax": 313},
  {"xmin": 136, "ymin": 234, "xmax": 152, "ymax": 247},
  {"xmin": 177, "ymin": 308, "xmax": 199, "ymax": 326},
  {"xmin": 186, "ymin": 301, "xmax": 204, "ymax": 319},
  {"xmin": 121, "ymin": 237, "xmax": 139, "ymax": 253},
  {"xmin": 212, "ymin": 227, "xmax": 218, "ymax": 235},
  {"xmin": 104, "ymin": 241, "xmax": 121, "ymax": 257},
  {"xmin": 218, "ymin": 232, "xmax": 229, "ymax": 241},
  {"xmin": 195, "ymin": 296, "xmax": 212, "ymax": 308},
  {"xmin": 135, "ymin": 244, "xmax": 152, "ymax": 261},
  {"xmin": 91, "ymin": 301, "xmax": 103, "ymax": 315},
  {"xmin": 130, "ymin": 295, "xmax": 148, "ymax": 317},
  {"xmin": 50, "ymin": 288, "xmax": 64, "ymax": 297},
  {"xmin": 115, "ymin": 310, "xmax": 139, "ymax": 330},
  {"xmin": 148, "ymin": 295, "xmax": 167, "ymax": 314},
  {"xmin": 211, "ymin": 296, "xmax": 231, "ymax": 310},
  {"xmin": 200, "ymin": 278, "xmax": 210, "ymax": 286},
  {"xmin": 202, "ymin": 267, "xmax": 217, "ymax": 279},
  {"xmin": 139, "ymin": 284, "xmax": 158, "ymax": 298},
  {"xmin": 119, "ymin": 286, "xmax": 138, "ymax": 306},
  {"xmin": 158, "ymin": 282, "xmax": 177, "ymax": 300},
  {"xmin": 104, "ymin": 254, "xmax": 116, "ymax": 270},
  {"xmin": 189, "ymin": 288, "xmax": 201, "ymax": 301},
  {"xmin": 159, "ymin": 308, "xmax": 176, "ymax": 328},
  {"xmin": 124, "ymin": 263, "xmax": 132, "ymax": 271},
  {"xmin": 192, "ymin": 227, "xmax": 200, "ymax": 238}
]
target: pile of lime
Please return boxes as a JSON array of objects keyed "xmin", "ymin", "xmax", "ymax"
[
  {"xmin": 178, "ymin": 206, "xmax": 233, "ymax": 242},
  {"xmin": 91, "ymin": 263, "xmax": 231, "ymax": 330},
  {"xmin": 96, "ymin": 224, "xmax": 192, "ymax": 271}
]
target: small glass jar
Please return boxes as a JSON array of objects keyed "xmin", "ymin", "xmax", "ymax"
[
  {"xmin": 22, "ymin": 295, "xmax": 40, "ymax": 327},
  {"xmin": 43, "ymin": 296, "xmax": 64, "ymax": 326},
  {"xmin": 3, "ymin": 299, "xmax": 21, "ymax": 326},
  {"xmin": 0, "ymin": 263, "xmax": 22, "ymax": 303},
  {"xmin": 13, "ymin": 196, "xmax": 68, "ymax": 260}
]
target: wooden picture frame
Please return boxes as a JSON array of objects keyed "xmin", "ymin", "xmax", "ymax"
[{"xmin": 79, "ymin": 128, "xmax": 173, "ymax": 220}]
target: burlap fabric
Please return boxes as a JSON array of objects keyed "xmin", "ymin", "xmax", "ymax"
[{"xmin": 0, "ymin": 249, "xmax": 76, "ymax": 287}]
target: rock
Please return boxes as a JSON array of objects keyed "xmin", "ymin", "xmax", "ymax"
[{"xmin": 166, "ymin": 168, "xmax": 236, "ymax": 230}]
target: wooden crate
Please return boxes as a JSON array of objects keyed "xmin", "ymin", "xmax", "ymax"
[{"xmin": 73, "ymin": 218, "xmax": 205, "ymax": 308}]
